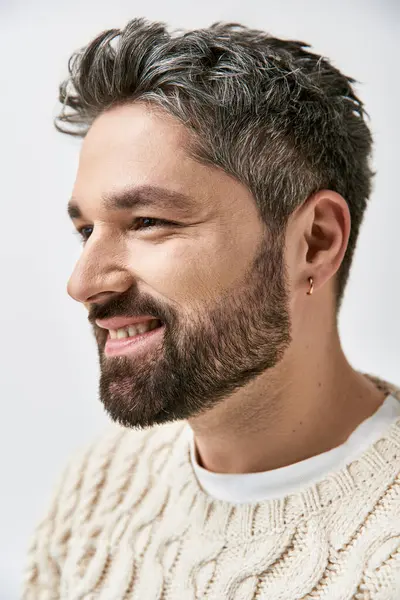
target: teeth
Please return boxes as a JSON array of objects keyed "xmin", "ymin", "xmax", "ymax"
[{"xmin": 109, "ymin": 319, "xmax": 160, "ymax": 340}]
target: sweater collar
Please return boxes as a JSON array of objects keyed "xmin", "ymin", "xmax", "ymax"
[{"xmin": 162, "ymin": 373, "xmax": 400, "ymax": 540}]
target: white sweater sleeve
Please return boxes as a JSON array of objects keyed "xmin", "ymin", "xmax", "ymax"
[{"xmin": 21, "ymin": 443, "xmax": 92, "ymax": 600}]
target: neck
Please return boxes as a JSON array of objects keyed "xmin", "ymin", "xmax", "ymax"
[{"xmin": 187, "ymin": 327, "xmax": 386, "ymax": 474}]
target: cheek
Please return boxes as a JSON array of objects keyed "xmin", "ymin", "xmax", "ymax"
[{"xmin": 127, "ymin": 236, "xmax": 246, "ymax": 302}]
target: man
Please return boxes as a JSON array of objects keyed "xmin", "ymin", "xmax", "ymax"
[{"xmin": 22, "ymin": 17, "xmax": 400, "ymax": 599}]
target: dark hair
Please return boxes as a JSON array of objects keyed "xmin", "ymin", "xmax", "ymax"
[{"xmin": 56, "ymin": 17, "xmax": 374, "ymax": 313}]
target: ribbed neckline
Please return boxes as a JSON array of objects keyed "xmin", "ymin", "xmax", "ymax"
[
  {"xmin": 163, "ymin": 373, "xmax": 400, "ymax": 540},
  {"xmin": 186, "ymin": 393, "xmax": 400, "ymax": 503}
]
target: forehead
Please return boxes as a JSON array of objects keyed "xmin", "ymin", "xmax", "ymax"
[
  {"xmin": 82, "ymin": 102, "xmax": 190, "ymax": 160},
  {"xmin": 71, "ymin": 101, "xmax": 256, "ymax": 220},
  {"xmin": 75, "ymin": 103, "xmax": 201, "ymax": 198}
]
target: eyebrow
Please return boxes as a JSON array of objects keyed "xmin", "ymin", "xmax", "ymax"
[{"xmin": 67, "ymin": 184, "xmax": 197, "ymax": 221}]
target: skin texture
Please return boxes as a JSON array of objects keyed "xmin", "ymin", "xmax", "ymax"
[{"xmin": 67, "ymin": 102, "xmax": 386, "ymax": 474}]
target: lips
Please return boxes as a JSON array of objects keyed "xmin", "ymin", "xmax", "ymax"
[
  {"xmin": 104, "ymin": 323, "xmax": 166, "ymax": 357},
  {"xmin": 96, "ymin": 315, "xmax": 159, "ymax": 330}
]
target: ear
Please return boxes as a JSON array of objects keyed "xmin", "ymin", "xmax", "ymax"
[{"xmin": 288, "ymin": 189, "xmax": 351, "ymax": 294}]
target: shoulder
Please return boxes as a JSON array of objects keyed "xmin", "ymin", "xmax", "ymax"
[
  {"xmin": 22, "ymin": 420, "xmax": 186, "ymax": 597},
  {"xmin": 60, "ymin": 419, "xmax": 187, "ymax": 520},
  {"xmin": 82, "ymin": 418, "xmax": 187, "ymax": 469}
]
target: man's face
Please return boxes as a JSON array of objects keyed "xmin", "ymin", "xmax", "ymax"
[{"xmin": 67, "ymin": 102, "xmax": 292, "ymax": 429}]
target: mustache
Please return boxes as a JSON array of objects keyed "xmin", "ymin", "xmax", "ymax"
[{"xmin": 87, "ymin": 294, "xmax": 169, "ymax": 327}]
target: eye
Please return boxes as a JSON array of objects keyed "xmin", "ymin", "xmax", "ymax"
[
  {"xmin": 73, "ymin": 226, "xmax": 93, "ymax": 243},
  {"xmin": 73, "ymin": 218, "xmax": 173, "ymax": 244},
  {"xmin": 130, "ymin": 217, "xmax": 172, "ymax": 231}
]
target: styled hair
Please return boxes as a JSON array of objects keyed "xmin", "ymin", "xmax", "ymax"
[{"xmin": 56, "ymin": 17, "xmax": 374, "ymax": 313}]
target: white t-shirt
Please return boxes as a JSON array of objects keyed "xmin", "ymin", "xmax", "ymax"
[{"xmin": 187, "ymin": 393, "xmax": 400, "ymax": 504}]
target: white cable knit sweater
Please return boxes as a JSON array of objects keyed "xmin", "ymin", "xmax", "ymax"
[{"xmin": 22, "ymin": 373, "xmax": 400, "ymax": 599}]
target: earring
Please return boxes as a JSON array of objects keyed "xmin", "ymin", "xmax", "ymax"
[{"xmin": 307, "ymin": 277, "xmax": 314, "ymax": 295}]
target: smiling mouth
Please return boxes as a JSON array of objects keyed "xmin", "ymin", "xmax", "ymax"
[
  {"xmin": 107, "ymin": 318, "xmax": 163, "ymax": 340},
  {"xmin": 104, "ymin": 322, "xmax": 166, "ymax": 357}
]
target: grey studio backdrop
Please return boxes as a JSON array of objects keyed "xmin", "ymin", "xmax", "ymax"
[{"xmin": 1, "ymin": 0, "xmax": 399, "ymax": 598}]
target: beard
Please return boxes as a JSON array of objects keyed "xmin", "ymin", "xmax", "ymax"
[{"xmin": 91, "ymin": 229, "xmax": 292, "ymax": 430}]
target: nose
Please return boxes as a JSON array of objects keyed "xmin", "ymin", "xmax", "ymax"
[{"xmin": 67, "ymin": 238, "xmax": 132, "ymax": 305}]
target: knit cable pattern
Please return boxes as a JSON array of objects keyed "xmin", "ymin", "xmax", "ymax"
[{"xmin": 21, "ymin": 374, "xmax": 400, "ymax": 599}]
